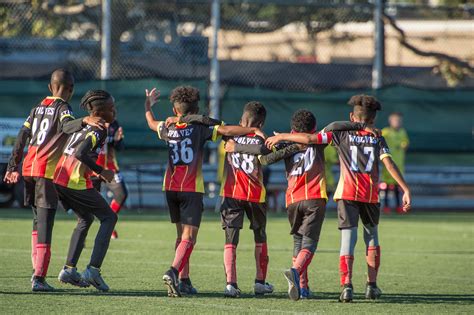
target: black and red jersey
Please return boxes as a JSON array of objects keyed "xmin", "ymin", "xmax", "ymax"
[
  {"xmin": 54, "ymin": 126, "xmax": 107, "ymax": 190},
  {"xmin": 22, "ymin": 97, "xmax": 76, "ymax": 179},
  {"xmin": 331, "ymin": 130, "xmax": 391, "ymax": 203},
  {"xmin": 157, "ymin": 121, "xmax": 220, "ymax": 193},
  {"xmin": 221, "ymin": 134, "xmax": 266, "ymax": 203},
  {"xmin": 96, "ymin": 120, "xmax": 123, "ymax": 172}
]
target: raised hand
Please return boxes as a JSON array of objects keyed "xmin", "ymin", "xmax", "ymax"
[
  {"xmin": 114, "ymin": 127, "xmax": 124, "ymax": 142},
  {"xmin": 145, "ymin": 88, "xmax": 160, "ymax": 108}
]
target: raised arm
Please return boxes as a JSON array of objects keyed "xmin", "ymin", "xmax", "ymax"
[
  {"xmin": 382, "ymin": 157, "xmax": 411, "ymax": 212},
  {"xmin": 265, "ymin": 132, "xmax": 331, "ymax": 148},
  {"xmin": 323, "ymin": 121, "xmax": 381, "ymax": 137},
  {"xmin": 144, "ymin": 88, "xmax": 161, "ymax": 131}
]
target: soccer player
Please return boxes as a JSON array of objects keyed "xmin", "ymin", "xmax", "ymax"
[
  {"xmin": 54, "ymin": 90, "xmax": 117, "ymax": 292},
  {"xmin": 266, "ymin": 95, "xmax": 411, "ymax": 302},
  {"xmin": 94, "ymin": 120, "xmax": 128, "ymax": 239},
  {"xmin": 144, "ymin": 86, "xmax": 265, "ymax": 297},
  {"xmin": 380, "ymin": 112, "xmax": 409, "ymax": 214},
  {"xmin": 237, "ymin": 110, "xmax": 375, "ymax": 301},
  {"xmin": 3, "ymin": 69, "xmax": 104, "ymax": 291},
  {"xmin": 175, "ymin": 102, "xmax": 303, "ymax": 298}
]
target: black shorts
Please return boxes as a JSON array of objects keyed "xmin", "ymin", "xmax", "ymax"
[
  {"xmin": 337, "ymin": 200, "xmax": 380, "ymax": 229},
  {"xmin": 220, "ymin": 197, "xmax": 267, "ymax": 230},
  {"xmin": 55, "ymin": 184, "xmax": 111, "ymax": 214},
  {"xmin": 24, "ymin": 177, "xmax": 58, "ymax": 209},
  {"xmin": 166, "ymin": 191, "xmax": 204, "ymax": 228},
  {"xmin": 287, "ymin": 199, "xmax": 326, "ymax": 241}
]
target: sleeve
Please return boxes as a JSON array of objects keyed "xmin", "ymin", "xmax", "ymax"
[
  {"xmin": 6, "ymin": 117, "xmax": 32, "ymax": 172},
  {"xmin": 322, "ymin": 121, "xmax": 366, "ymax": 132},
  {"xmin": 314, "ymin": 131, "xmax": 333, "ymax": 144},
  {"xmin": 156, "ymin": 121, "xmax": 169, "ymax": 141},
  {"xmin": 58, "ymin": 103, "xmax": 85, "ymax": 134},
  {"xmin": 234, "ymin": 143, "xmax": 272, "ymax": 155},
  {"xmin": 74, "ymin": 129, "xmax": 106, "ymax": 174},
  {"xmin": 258, "ymin": 144, "xmax": 302, "ymax": 166},
  {"xmin": 330, "ymin": 130, "xmax": 343, "ymax": 146},
  {"xmin": 179, "ymin": 115, "xmax": 224, "ymax": 126},
  {"xmin": 202, "ymin": 125, "xmax": 221, "ymax": 142},
  {"xmin": 379, "ymin": 136, "xmax": 392, "ymax": 161}
]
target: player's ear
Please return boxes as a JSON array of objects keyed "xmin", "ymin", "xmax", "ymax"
[
  {"xmin": 48, "ymin": 83, "xmax": 53, "ymax": 94},
  {"xmin": 172, "ymin": 107, "xmax": 177, "ymax": 116},
  {"xmin": 349, "ymin": 112, "xmax": 355, "ymax": 122}
]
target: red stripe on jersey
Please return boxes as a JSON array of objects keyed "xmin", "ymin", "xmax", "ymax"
[
  {"xmin": 53, "ymin": 155, "xmax": 78, "ymax": 187},
  {"xmin": 164, "ymin": 165, "xmax": 197, "ymax": 192}
]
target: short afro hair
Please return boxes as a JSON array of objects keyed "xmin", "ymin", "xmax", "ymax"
[
  {"xmin": 242, "ymin": 101, "xmax": 266, "ymax": 127},
  {"xmin": 170, "ymin": 86, "xmax": 200, "ymax": 115},
  {"xmin": 348, "ymin": 94, "xmax": 382, "ymax": 122},
  {"xmin": 291, "ymin": 109, "xmax": 316, "ymax": 133}
]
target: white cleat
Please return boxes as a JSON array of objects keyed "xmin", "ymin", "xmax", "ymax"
[
  {"xmin": 254, "ymin": 282, "xmax": 274, "ymax": 296},
  {"xmin": 224, "ymin": 284, "xmax": 241, "ymax": 298}
]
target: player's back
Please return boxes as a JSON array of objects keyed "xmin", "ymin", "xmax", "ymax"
[
  {"xmin": 22, "ymin": 97, "xmax": 75, "ymax": 179},
  {"xmin": 332, "ymin": 130, "xmax": 391, "ymax": 203},
  {"xmin": 221, "ymin": 134, "xmax": 266, "ymax": 203},
  {"xmin": 158, "ymin": 122, "xmax": 219, "ymax": 193},
  {"xmin": 284, "ymin": 144, "xmax": 327, "ymax": 207},
  {"xmin": 54, "ymin": 125, "xmax": 106, "ymax": 190}
]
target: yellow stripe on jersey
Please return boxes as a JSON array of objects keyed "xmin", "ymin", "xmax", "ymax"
[
  {"xmin": 180, "ymin": 166, "xmax": 189, "ymax": 192},
  {"xmin": 259, "ymin": 186, "xmax": 266, "ymax": 203},
  {"xmin": 60, "ymin": 114, "xmax": 75, "ymax": 122},
  {"xmin": 68, "ymin": 164, "xmax": 86, "ymax": 190},
  {"xmin": 333, "ymin": 170, "xmax": 345, "ymax": 201},
  {"xmin": 319, "ymin": 177, "xmax": 328, "ymax": 201},
  {"xmin": 196, "ymin": 165, "xmax": 205, "ymax": 193},
  {"xmin": 380, "ymin": 153, "xmax": 392, "ymax": 161},
  {"xmin": 23, "ymin": 121, "xmax": 31, "ymax": 129},
  {"xmin": 156, "ymin": 121, "xmax": 165, "ymax": 139},
  {"xmin": 211, "ymin": 125, "xmax": 220, "ymax": 142},
  {"xmin": 85, "ymin": 131, "xmax": 97, "ymax": 147}
]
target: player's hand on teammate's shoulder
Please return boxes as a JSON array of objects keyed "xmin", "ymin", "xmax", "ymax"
[
  {"xmin": 165, "ymin": 116, "xmax": 179, "ymax": 127},
  {"xmin": 83, "ymin": 116, "xmax": 106, "ymax": 130},
  {"xmin": 265, "ymin": 135, "xmax": 281, "ymax": 149},
  {"xmin": 402, "ymin": 191, "xmax": 412, "ymax": 212},
  {"xmin": 99, "ymin": 169, "xmax": 114, "ymax": 183},
  {"xmin": 254, "ymin": 128, "xmax": 266, "ymax": 140},
  {"xmin": 145, "ymin": 88, "xmax": 160, "ymax": 108},
  {"xmin": 224, "ymin": 139, "xmax": 236, "ymax": 153},
  {"xmin": 3, "ymin": 171, "xmax": 20, "ymax": 184},
  {"xmin": 364, "ymin": 125, "xmax": 381, "ymax": 137}
]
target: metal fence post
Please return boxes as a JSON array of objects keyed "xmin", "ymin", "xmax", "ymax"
[
  {"xmin": 101, "ymin": 0, "xmax": 112, "ymax": 80},
  {"xmin": 372, "ymin": 0, "xmax": 385, "ymax": 90},
  {"xmin": 209, "ymin": 0, "xmax": 220, "ymax": 120}
]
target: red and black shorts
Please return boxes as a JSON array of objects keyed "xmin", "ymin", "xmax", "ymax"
[
  {"xmin": 24, "ymin": 176, "xmax": 58, "ymax": 209},
  {"xmin": 220, "ymin": 197, "xmax": 267, "ymax": 231},
  {"xmin": 337, "ymin": 200, "xmax": 380, "ymax": 229},
  {"xmin": 287, "ymin": 199, "xmax": 326, "ymax": 241},
  {"xmin": 166, "ymin": 191, "xmax": 204, "ymax": 228}
]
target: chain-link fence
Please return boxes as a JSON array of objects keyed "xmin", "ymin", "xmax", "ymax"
[{"xmin": 0, "ymin": 0, "xmax": 473, "ymax": 90}]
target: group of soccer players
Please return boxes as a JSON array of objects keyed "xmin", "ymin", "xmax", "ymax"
[{"xmin": 4, "ymin": 68, "xmax": 411, "ymax": 303}]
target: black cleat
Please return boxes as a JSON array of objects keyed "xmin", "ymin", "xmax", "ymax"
[
  {"xmin": 32, "ymin": 278, "xmax": 54, "ymax": 292},
  {"xmin": 365, "ymin": 283, "xmax": 382, "ymax": 300},
  {"xmin": 179, "ymin": 279, "xmax": 198, "ymax": 295},
  {"xmin": 163, "ymin": 268, "xmax": 181, "ymax": 297},
  {"xmin": 339, "ymin": 284, "xmax": 353, "ymax": 303}
]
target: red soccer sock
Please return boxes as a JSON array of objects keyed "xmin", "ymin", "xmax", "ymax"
[
  {"xmin": 34, "ymin": 243, "xmax": 51, "ymax": 277},
  {"xmin": 339, "ymin": 255, "xmax": 354, "ymax": 286},
  {"xmin": 224, "ymin": 244, "xmax": 237, "ymax": 284},
  {"xmin": 31, "ymin": 230, "xmax": 38, "ymax": 270},
  {"xmin": 171, "ymin": 239, "xmax": 194, "ymax": 273},
  {"xmin": 366, "ymin": 246, "xmax": 381, "ymax": 283},
  {"xmin": 255, "ymin": 243, "xmax": 268, "ymax": 282},
  {"xmin": 175, "ymin": 238, "xmax": 192, "ymax": 279},
  {"xmin": 110, "ymin": 199, "xmax": 122, "ymax": 214},
  {"xmin": 293, "ymin": 249, "xmax": 313, "ymax": 275},
  {"xmin": 292, "ymin": 254, "xmax": 309, "ymax": 289}
]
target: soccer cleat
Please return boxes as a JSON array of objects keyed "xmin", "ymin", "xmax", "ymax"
[
  {"xmin": 58, "ymin": 266, "xmax": 89, "ymax": 288},
  {"xmin": 111, "ymin": 230, "xmax": 118, "ymax": 239},
  {"xmin": 32, "ymin": 278, "xmax": 54, "ymax": 292},
  {"xmin": 365, "ymin": 283, "xmax": 382, "ymax": 300},
  {"xmin": 283, "ymin": 268, "xmax": 300, "ymax": 301},
  {"xmin": 300, "ymin": 287, "xmax": 313, "ymax": 299},
  {"xmin": 254, "ymin": 282, "xmax": 274, "ymax": 296},
  {"xmin": 31, "ymin": 270, "xmax": 35, "ymax": 283},
  {"xmin": 224, "ymin": 284, "xmax": 241, "ymax": 298},
  {"xmin": 179, "ymin": 279, "xmax": 198, "ymax": 295},
  {"xmin": 339, "ymin": 284, "xmax": 354, "ymax": 303},
  {"xmin": 163, "ymin": 268, "xmax": 181, "ymax": 297},
  {"xmin": 82, "ymin": 266, "xmax": 109, "ymax": 292}
]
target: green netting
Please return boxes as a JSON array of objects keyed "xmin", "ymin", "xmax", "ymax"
[{"xmin": 0, "ymin": 80, "xmax": 472, "ymax": 152}]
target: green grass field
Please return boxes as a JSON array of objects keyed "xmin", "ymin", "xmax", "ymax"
[{"xmin": 0, "ymin": 209, "xmax": 473, "ymax": 314}]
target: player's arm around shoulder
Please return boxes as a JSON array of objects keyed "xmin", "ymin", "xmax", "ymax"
[{"xmin": 380, "ymin": 137, "xmax": 411, "ymax": 212}]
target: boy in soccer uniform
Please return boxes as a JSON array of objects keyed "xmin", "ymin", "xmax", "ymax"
[
  {"xmin": 3, "ymin": 69, "xmax": 104, "ymax": 291},
  {"xmin": 267, "ymin": 95, "xmax": 412, "ymax": 302},
  {"xmin": 94, "ymin": 120, "xmax": 128, "ymax": 239},
  {"xmin": 175, "ymin": 102, "xmax": 303, "ymax": 297},
  {"xmin": 245, "ymin": 110, "xmax": 375, "ymax": 301},
  {"xmin": 144, "ymin": 86, "xmax": 266, "ymax": 297},
  {"xmin": 380, "ymin": 112, "xmax": 409, "ymax": 214},
  {"xmin": 54, "ymin": 90, "xmax": 117, "ymax": 292}
]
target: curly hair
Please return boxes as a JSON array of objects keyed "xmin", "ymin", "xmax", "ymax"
[
  {"xmin": 169, "ymin": 86, "xmax": 200, "ymax": 115},
  {"xmin": 242, "ymin": 101, "xmax": 266, "ymax": 127},
  {"xmin": 80, "ymin": 89, "xmax": 112, "ymax": 112},
  {"xmin": 291, "ymin": 109, "xmax": 316, "ymax": 133},
  {"xmin": 348, "ymin": 94, "xmax": 382, "ymax": 121}
]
